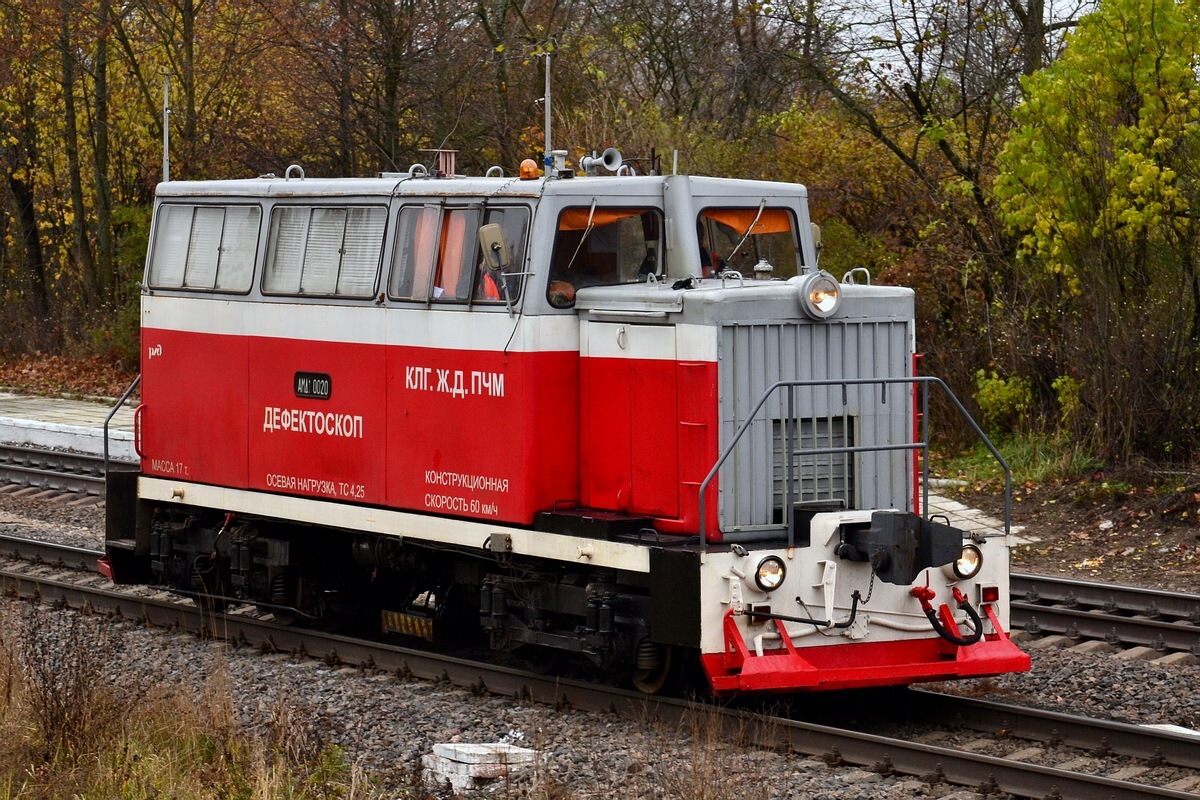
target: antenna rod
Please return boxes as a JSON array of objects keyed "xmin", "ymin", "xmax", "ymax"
[
  {"xmin": 543, "ymin": 51, "xmax": 552, "ymax": 175},
  {"xmin": 162, "ymin": 74, "xmax": 171, "ymax": 182}
]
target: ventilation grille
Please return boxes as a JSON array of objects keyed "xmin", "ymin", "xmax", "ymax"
[{"xmin": 718, "ymin": 320, "xmax": 911, "ymax": 536}]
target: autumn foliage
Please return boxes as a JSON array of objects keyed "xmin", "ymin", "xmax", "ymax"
[{"xmin": 1, "ymin": 0, "xmax": 1198, "ymax": 463}]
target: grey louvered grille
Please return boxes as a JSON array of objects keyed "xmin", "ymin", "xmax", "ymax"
[
  {"xmin": 718, "ymin": 320, "xmax": 912, "ymax": 536},
  {"xmin": 772, "ymin": 417, "xmax": 853, "ymax": 513}
]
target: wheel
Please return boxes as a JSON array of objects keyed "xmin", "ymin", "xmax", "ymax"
[
  {"xmin": 517, "ymin": 645, "xmax": 561, "ymax": 675},
  {"xmin": 631, "ymin": 640, "xmax": 673, "ymax": 694},
  {"xmin": 266, "ymin": 608, "xmax": 297, "ymax": 626}
]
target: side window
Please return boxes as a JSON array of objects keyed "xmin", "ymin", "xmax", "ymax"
[
  {"xmin": 432, "ymin": 208, "xmax": 479, "ymax": 301},
  {"xmin": 546, "ymin": 207, "xmax": 662, "ymax": 308},
  {"xmin": 216, "ymin": 207, "xmax": 259, "ymax": 290},
  {"xmin": 263, "ymin": 207, "xmax": 307, "ymax": 293},
  {"xmin": 698, "ymin": 208, "xmax": 799, "ymax": 279},
  {"xmin": 390, "ymin": 206, "xmax": 440, "ymax": 299},
  {"xmin": 262, "ymin": 205, "xmax": 385, "ymax": 297},
  {"xmin": 389, "ymin": 205, "xmax": 528, "ymax": 305},
  {"xmin": 147, "ymin": 203, "xmax": 261, "ymax": 292},
  {"xmin": 473, "ymin": 206, "xmax": 529, "ymax": 304},
  {"xmin": 340, "ymin": 207, "xmax": 388, "ymax": 295}
]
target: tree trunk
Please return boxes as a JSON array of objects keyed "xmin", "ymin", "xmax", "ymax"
[
  {"xmin": 60, "ymin": 0, "xmax": 98, "ymax": 303},
  {"xmin": 94, "ymin": 0, "xmax": 114, "ymax": 303},
  {"xmin": 9, "ymin": 172, "xmax": 52, "ymax": 341},
  {"xmin": 336, "ymin": 0, "xmax": 354, "ymax": 174}
]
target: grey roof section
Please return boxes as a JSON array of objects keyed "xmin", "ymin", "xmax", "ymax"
[
  {"xmin": 153, "ymin": 173, "xmax": 809, "ymax": 201},
  {"xmin": 575, "ymin": 278, "xmax": 915, "ymax": 325}
]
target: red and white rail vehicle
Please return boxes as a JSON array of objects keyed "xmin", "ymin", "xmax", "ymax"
[{"xmin": 104, "ymin": 151, "xmax": 1031, "ymax": 694}]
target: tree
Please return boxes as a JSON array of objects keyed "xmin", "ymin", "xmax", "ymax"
[
  {"xmin": 994, "ymin": 0, "xmax": 1200, "ymax": 458},
  {"xmin": 0, "ymin": 1, "xmax": 54, "ymax": 346}
]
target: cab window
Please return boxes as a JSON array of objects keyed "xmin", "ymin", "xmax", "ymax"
[
  {"xmin": 147, "ymin": 203, "xmax": 261, "ymax": 293},
  {"xmin": 473, "ymin": 206, "xmax": 529, "ymax": 304},
  {"xmin": 390, "ymin": 205, "xmax": 528, "ymax": 304},
  {"xmin": 698, "ymin": 207, "xmax": 800, "ymax": 279},
  {"xmin": 546, "ymin": 207, "xmax": 663, "ymax": 308}
]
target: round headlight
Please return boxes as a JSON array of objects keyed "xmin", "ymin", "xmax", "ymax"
[
  {"xmin": 798, "ymin": 271, "xmax": 841, "ymax": 319},
  {"xmin": 952, "ymin": 544, "xmax": 983, "ymax": 580},
  {"xmin": 754, "ymin": 556, "xmax": 787, "ymax": 592}
]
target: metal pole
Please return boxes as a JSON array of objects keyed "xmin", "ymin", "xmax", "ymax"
[
  {"xmin": 543, "ymin": 51, "xmax": 552, "ymax": 174},
  {"xmin": 162, "ymin": 74, "xmax": 171, "ymax": 182}
]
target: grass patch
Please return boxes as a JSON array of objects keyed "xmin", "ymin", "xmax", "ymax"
[
  {"xmin": 933, "ymin": 431, "xmax": 1102, "ymax": 488},
  {"xmin": 0, "ymin": 603, "xmax": 389, "ymax": 800}
]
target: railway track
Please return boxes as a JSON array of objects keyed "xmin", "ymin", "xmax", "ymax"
[
  {"xmin": 1, "ymin": 534, "xmax": 1198, "ymax": 798},
  {"xmin": 0, "ymin": 443, "xmax": 112, "ymax": 499},
  {"xmin": 1011, "ymin": 573, "xmax": 1200, "ymax": 655}
]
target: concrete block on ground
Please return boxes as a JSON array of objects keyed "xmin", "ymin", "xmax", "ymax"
[
  {"xmin": 423, "ymin": 742, "xmax": 536, "ymax": 793},
  {"xmin": 1152, "ymin": 651, "xmax": 1198, "ymax": 667},
  {"xmin": 1028, "ymin": 635, "xmax": 1073, "ymax": 650}
]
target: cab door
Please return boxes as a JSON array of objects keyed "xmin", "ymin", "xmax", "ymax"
[{"xmin": 580, "ymin": 321, "xmax": 680, "ymax": 518}]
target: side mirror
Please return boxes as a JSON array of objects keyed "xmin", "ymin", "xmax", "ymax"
[
  {"xmin": 810, "ymin": 222, "xmax": 823, "ymax": 266},
  {"xmin": 478, "ymin": 223, "xmax": 510, "ymax": 271}
]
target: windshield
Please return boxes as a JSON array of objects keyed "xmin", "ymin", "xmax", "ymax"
[
  {"xmin": 699, "ymin": 207, "xmax": 800, "ymax": 279},
  {"xmin": 546, "ymin": 207, "xmax": 663, "ymax": 308}
]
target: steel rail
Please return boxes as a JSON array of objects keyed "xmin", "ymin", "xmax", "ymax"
[
  {"xmin": 1012, "ymin": 602, "xmax": 1200, "ymax": 654},
  {"xmin": 905, "ymin": 689, "xmax": 1200, "ymax": 770},
  {"xmin": 1, "ymin": 559, "xmax": 1196, "ymax": 799},
  {"xmin": 0, "ymin": 443, "xmax": 111, "ymax": 496},
  {"xmin": 1013, "ymin": 572, "xmax": 1200, "ymax": 623},
  {"xmin": 1012, "ymin": 573, "xmax": 1200, "ymax": 654},
  {"xmin": 0, "ymin": 533, "xmax": 103, "ymax": 572}
]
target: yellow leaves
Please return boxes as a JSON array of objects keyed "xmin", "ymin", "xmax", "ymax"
[{"xmin": 994, "ymin": 0, "xmax": 1200, "ymax": 290}]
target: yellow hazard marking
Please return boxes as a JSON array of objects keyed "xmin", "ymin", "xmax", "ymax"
[{"xmin": 381, "ymin": 610, "xmax": 434, "ymax": 641}]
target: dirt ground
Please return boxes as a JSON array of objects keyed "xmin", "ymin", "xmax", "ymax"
[{"xmin": 953, "ymin": 477, "xmax": 1200, "ymax": 594}]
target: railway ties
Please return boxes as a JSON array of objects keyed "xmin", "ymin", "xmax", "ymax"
[
  {"xmin": 1012, "ymin": 573, "xmax": 1200, "ymax": 658},
  {"xmin": 0, "ymin": 443, "xmax": 111, "ymax": 504}
]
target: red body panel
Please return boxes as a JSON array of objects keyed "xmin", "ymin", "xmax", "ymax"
[
  {"xmin": 248, "ymin": 337, "xmax": 388, "ymax": 505},
  {"xmin": 384, "ymin": 346, "xmax": 580, "ymax": 523},
  {"xmin": 581, "ymin": 357, "xmax": 680, "ymax": 517},
  {"xmin": 141, "ymin": 328, "xmax": 249, "ymax": 487},
  {"xmin": 141, "ymin": 325, "xmax": 718, "ymax": 530},
  {"xmin": 141, "ymin": 327, "xmax": 618, "ymax": 525},
  {"xmin": 580, "ymin": 357, "xmax": 719, "ymax": 529}
]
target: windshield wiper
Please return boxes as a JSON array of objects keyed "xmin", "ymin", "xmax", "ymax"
[{"xmin": 725, "ymin": 198, "xmax": 766, "ymax": 265}]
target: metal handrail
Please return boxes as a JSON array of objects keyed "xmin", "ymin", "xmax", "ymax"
[
  {"xmin": 103, "ymin": 374, "xmax": 141, "ymax": 473},
  {"xmin": 696, "ymin": 376, "xmax": 1010, "ymax": 541}
]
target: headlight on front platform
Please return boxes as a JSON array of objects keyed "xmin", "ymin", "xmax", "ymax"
[
  {"xmin": 797, "ymin": 271, "xmax": 841, "ymax": 319},
  {"xmin": 754, "ymin": 556, "xmax": 787, "ymax": 592},
  {"xmin": 951, "ymin": 544, "xmax": 983, "ymax": 580}
]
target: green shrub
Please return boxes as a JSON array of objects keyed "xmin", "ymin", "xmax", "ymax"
[{"xmin": 973, "ymin": 369, "xmax": 1033, "ymax": 434}]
